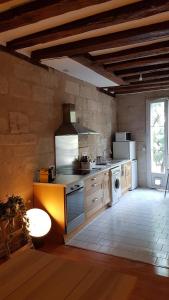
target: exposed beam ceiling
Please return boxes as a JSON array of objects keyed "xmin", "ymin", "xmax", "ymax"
[
  {"xmin": 31, "ymin": 20, "xmax": 169, "ymax": 60},
  {"xmin": 115, "ymin": 63, "xmax": 169, "ymax": 77},
  {"xmin": 128, "ymin": 77, "xmax": 169, "ymax": 85},
  {"xmin": 2, "ymin": 0, "xmax": 169, "ymax": 94},
  {"xmin": 91, "ymin": 40, "xmax": 169, "ymax": 64},
  {"xmin": 0, "ymin": 0, "xmax": 107, "ymax": 33},
  {"xmin": 111, "ymin": 83, "xmax": 169, "ymax": 94},
  {"xmin": 115, "ymin": 85, "xmax": 169, "ymax": 94},
  {"xmin": 124, "ymin": 70, "xmax": 169, "ymax": 82},
  {"xmin": 105, "ymin": 54, "xmax": 169, "ymax": 71},
  {"xmin": 7, "ymin": 0, "xmax": 169, "ymax": 50}
]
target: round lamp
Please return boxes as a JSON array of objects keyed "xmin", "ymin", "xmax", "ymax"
[{"xmin": 26, "ymin": 208, "xmax": 51, "ymax": 238}]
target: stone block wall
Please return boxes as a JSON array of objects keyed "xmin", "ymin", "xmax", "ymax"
[
  {"xmin": 0, "ymin": 51, "xmax": 116, "ymax": 201},
  {"xmin": 116, "ymin": 90, "xmax": 169, "ymax": 187}
]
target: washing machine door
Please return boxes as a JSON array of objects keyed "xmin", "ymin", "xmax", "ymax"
[
  {"xmin": 112, "ymin": 175, "xmax": 121, "ymax": 205},
  {"xmin": 114, "ymin": 178, "xmax": 120, "ymax": 190}
]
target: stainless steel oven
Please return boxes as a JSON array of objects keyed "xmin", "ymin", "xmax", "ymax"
[{"xmin": 66, "ymin": 180, "xmax": 85, "ymax": 234}]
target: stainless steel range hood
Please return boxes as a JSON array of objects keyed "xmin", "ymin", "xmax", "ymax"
[{"xmin": 55, "ymin": 103, "xmax": 99, "ymax": 135}]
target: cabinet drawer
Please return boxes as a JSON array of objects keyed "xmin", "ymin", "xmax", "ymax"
[
  {"xmin": 85, "ymin": 173, "xmax": 103, "ymax": 192},
  {"xmin": 85, "ymin": 182, "xmax": 102, "ymax": 196},
  {"xmin": 86, "ymin": 189, "xmax": 103, "ymax": 210},
  {"xmin": 86, "ymin": 190, "xmax": 103, "ymax": 218}
]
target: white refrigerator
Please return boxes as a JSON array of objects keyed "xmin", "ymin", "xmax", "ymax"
[
  {"xmin": 113, "ymin": 141, "xmax": 138, "ymax": 190},
  {"xmin": 113, "ymin": 141, "xmax": 136, "ymax": 160}
]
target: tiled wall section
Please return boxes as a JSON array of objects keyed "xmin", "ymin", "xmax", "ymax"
[
  {"xmin": 0, "ymin": 52, "xmax": 116, "ymax": 201},
  {"xmin": 116, "ymin": 90, "xmax": 169, "ymax": 187}
]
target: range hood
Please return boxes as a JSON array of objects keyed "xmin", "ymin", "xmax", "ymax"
[{"xmin": 55, "ymin": 103, "xmax": 99, "ymax": 135}]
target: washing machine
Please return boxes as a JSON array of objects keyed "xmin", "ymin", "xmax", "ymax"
[{"xmin": 110, "ymin": 166, "xmax": 122, "ymax": 205}]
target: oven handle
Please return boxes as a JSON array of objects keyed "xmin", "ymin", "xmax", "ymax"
[{"xmin": 66, "ymin": 187, "xmax": 84, "ymax": 196}]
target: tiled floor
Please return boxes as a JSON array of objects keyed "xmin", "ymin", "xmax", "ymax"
[{"xmin": 66, "ymin": 188, "xmax": 169, "ymax": 267}]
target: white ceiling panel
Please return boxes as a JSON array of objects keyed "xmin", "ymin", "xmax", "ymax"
[{"xmin": 42, "ymin": 57, "xmax": 118, "ymax": 87}]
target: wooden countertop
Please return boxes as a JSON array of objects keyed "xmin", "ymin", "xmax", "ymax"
[{"xmin": 0, "ymin": 248, "xmax": 136, "ymax": 300}]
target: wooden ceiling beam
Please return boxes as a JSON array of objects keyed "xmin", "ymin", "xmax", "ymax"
[
  {"xmin": 7, "ymin": 0, "xmax": 169, "ymax": 50},
  {"xmin": 129, "ymin": 77, "xmax": 169, "ymax": 85},
  {"xmin": 0, "ymin": 0, "xmax": 11, "ymax": 3},
  {"xmin": 124, "ymin": 70, "xmax": 169, "ymax": 82},
  {"xmin": 115, "ymin": 63, "xmax": 169, "ymax": 77},
  {"xmin": 0, "ymin": 0, "xmax": 107, "ymax": 33},
  {"xmin": 92, "ymin": 40, "xmax": 169, "ymax": 64},
  {"xmin": 114, "ymin": 84, "xmax": 169, "ymax": 94},
  {"xmin": 109, "ymin": 81, "xmax": 169, "ymax": 92},
  {"xmin": 31, "ymin": 20, "xmax": 169, "ymax": 60},
  {"xmin": 104, "ymin": 54, "xmax": 169, "ymax": 71},
  {"xmin": 72, "ymin": 55, "xmax": 125, "ymax": 85}
]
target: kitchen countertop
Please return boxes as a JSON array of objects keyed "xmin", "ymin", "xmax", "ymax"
[{"xmin": 52, "ymin": 159, "xmax": 131, "ymax": 186}]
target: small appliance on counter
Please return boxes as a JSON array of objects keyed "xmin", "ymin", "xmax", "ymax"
[
  {"xmin": 96, "ymin": 155, "xmax": 107, "ymax": 165},
  {"xmin": 39, "ymin": 169, "xmax": 49, "ymax": 183},
  {"xmin": 39, "ymin": 166, "xmax": 55, "ymax": 183},
  {"xmin": 80, "ymin": 156, "xmax": 94, "ymax": 170},
  {"xmin": 115, "ymin": 132, "xmax": 131, "ymax": 142}
]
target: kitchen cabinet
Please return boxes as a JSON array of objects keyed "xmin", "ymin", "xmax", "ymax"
[
  {"xmin": 33, "ymin": 167, "xmax": 112, "ymax": 242},
  {"xmin": 85, "ymin": 173, "xmax": 104, "ymax": 219},
  {"xmin": 103, "ymin": 170, "xmax": 111, "ymax": 205},
  {"xmin": 121, "ymin": 161, "xmax": 132, "ymax": 194},
  {"xmin": 84, "ymin": 171, "xmax": 111, "ymax": 219}
]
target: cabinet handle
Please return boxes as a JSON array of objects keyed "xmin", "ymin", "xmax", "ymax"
[
  {"xmin": 91, "ymin": 177, "xmax": 97, "ymax": 181},
  {"xmin": 92, "ymin": 183, "xmax": 97, "ymax": 187},
  {"xmin": 92, "ymin": 198, "xmax": 98, "ymax": 202}
]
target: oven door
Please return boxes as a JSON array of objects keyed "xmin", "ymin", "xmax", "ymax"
[{"xmin": 66, "ymin": 187, "xmax": 85, "ymax": 234}]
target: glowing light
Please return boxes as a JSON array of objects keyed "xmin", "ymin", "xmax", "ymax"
[{"xmin": 26, "ymin": 208, "xmax": 51, "ymax": 237}]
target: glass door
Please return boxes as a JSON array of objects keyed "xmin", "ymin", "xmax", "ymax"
[{"xmin": 147, "ymin": 99, "xmax": 168, "ymax": 188}]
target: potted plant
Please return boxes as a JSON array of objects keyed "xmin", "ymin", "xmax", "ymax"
[{"xmin": 0, "ymin": 195, "xmax": 30, "ymax": 257}]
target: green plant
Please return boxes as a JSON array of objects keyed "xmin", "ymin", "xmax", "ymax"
[{"xmin": 0, "ymin": 195, "xmax": 30, "ymax": 257}]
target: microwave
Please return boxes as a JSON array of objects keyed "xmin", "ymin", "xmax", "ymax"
[{"xmin": 115, "ymin": 132, "xmax": 131, "ymax": 142}]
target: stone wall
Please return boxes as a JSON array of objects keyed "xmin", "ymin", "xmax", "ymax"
[
  {"xmin": 0, "ymin": 51, "xmax": 116, "ymax": 201},
  {"xmin": 116, "ymin": 90, "xmax": 169, "ymax": 187}
]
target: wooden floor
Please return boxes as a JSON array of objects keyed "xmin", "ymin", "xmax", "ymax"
[{"xmin": 41, "ymin": 243, "xmax": 169, "ymax": 300}]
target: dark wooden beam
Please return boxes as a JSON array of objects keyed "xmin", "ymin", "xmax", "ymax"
[
  {"xmin": 111, "ymin": 80, "xmax": 169, "ymax": 89},
  {"xmin": 7, "ymin": 0, "xmax": 169, "ymax": 50},
  {"xmin": 72, "ymin": 55, "xmax": 124, "ymax": 85},
  {"xmin": 0, "ymin": 0, "xmax": 11, "ymax": 3},
  {"xmin": 31, "ymin": 20, "xmax": 169, "ymax": 60},
  {"xmin": 115, "ymin": 63, "xmax": 169, "ymax": 77},
  {"xmin": 0, "ymin": 0, "xmax": 107, "ymax": 33},
  {"xmin": 129, "ymin": 77, "xmax": 169, "ymax": 85},
  {"xmin": 124, "ymin": 70, "xmax": 169, "ymax": 82},
  {"xmin": 92, "ymin": 40, "xmax": 169, "ymax": 64},
  {"xmin": 104, "ymin": 54, "xmax": 169, "ymax": 71},
  {"xmin": 110, "ymin": 81, "xmax": 169, "ymax": 93},
  {"xmin": 114, "ymin": 84, "xmax": 169, "ymax": 94}
]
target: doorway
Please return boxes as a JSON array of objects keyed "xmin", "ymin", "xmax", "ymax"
[{"xmin": 147, "ymin": 98, "xmax": 168, "ymax": 189}]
